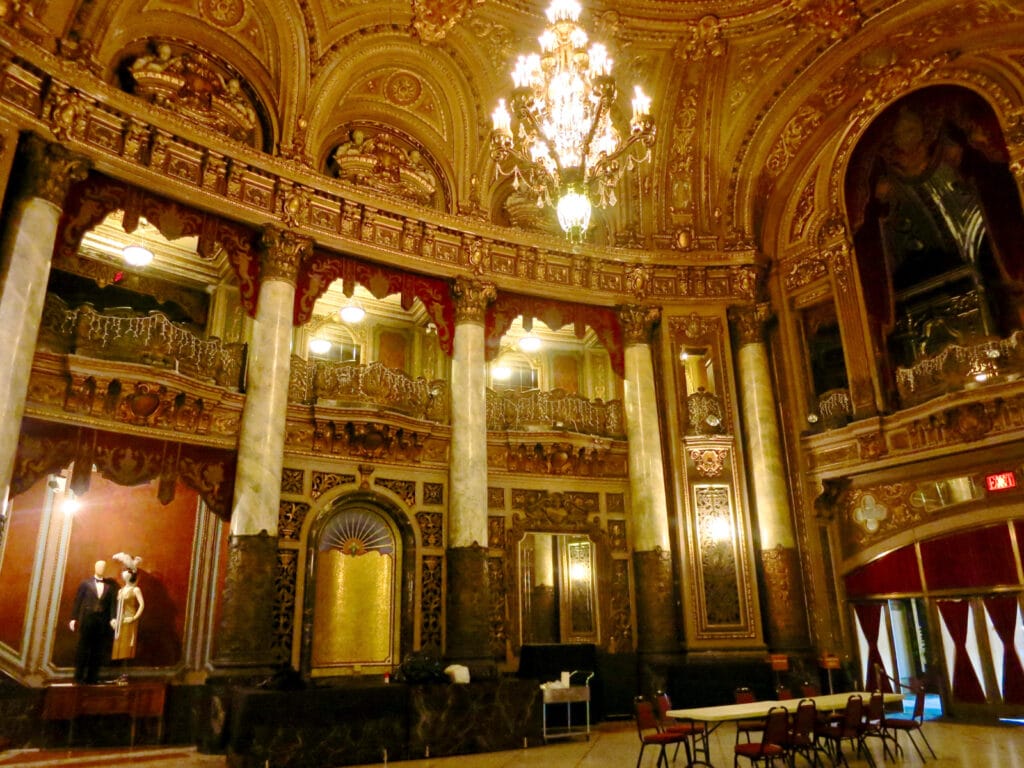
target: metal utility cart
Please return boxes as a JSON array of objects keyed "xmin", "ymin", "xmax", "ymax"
[{"xmin": 541, "ymin": 670, "xmax": 594, "ymax": 742}]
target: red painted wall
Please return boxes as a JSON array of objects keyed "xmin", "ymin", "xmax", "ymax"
[
  {"xmin": 52, "ymin": 474, "xmax": 201, "ymax": 670},
  {"xmin": 0, "ymin": 479, "xmax": 48, "ymax": 652}
]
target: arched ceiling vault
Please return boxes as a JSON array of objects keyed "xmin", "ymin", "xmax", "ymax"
[{"xmin": 7, "ymin": 0, "xmax": 1024, "ymax": 273}]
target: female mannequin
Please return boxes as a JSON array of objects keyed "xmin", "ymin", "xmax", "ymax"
[{"xmin": 110, "ymin": 554, "xmax": 145, "ymax": 668}]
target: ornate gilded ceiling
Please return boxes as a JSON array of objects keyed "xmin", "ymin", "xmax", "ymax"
[{"xmin": 2, "ymin": 0, "xmax": 1023, "ymax": 285}]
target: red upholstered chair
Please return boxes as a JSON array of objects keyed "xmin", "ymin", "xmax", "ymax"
[
  {"xmin": 859, "ymin": 690, "xmax": 896, "ymax": 762},
  {"xmin": 884, "ymin": 685, "xmax": 937, "ymax": 762},
  {"xmin": 654, "ymin": 690, "xmax": 709, "ymax": 764},
  {"xmin": 733, "ymin": 705, "xmax": 789, "ymax": 767},
  {"xmin": 817, "ymin": 695, "xmax": 872, "ymax": 768},
  {"xmin": 786, "ymin": 698, "xmax": 827, "ymax": 768},
  {"xmin": 801, "ymin": 682, "xmax": 821, "ymax": 698},
  {"xmin": 734, "ymin": 687, "xmax": 765, "ymax": 744},
  {"xmin": 634, "ymin": 697, "xmax": 691, "ymax": 768}
]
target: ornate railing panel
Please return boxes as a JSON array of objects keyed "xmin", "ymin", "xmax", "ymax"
[
  {"xmin": 291, "ymin": 358, "xmax": 449, "ymax": 423},
  {"xmin": 39, "ymin": 295, "xmax": 245, "ymax": 389},
  {"xmin": 895, "ymin": 331, "xmax": 1024, "ymax": 408},
  {"xmin": 816, "ymin": 388, "xmax": 852, "ymax": 429},
  {"xmin": 486, "ymin": 388, "xmax": 624, "ymax": 438}
]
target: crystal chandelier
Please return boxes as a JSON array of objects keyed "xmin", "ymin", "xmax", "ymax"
[{"xmin": 490, "ymin": 0, "xmax": 655, "ymax": 242}]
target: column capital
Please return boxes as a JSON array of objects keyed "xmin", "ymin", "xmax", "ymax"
[
  {"xmin": 19, "ymin": 135, "xmax": 90, "ymax": 206},
  {"xmin": 452, "ymin": 276, "xmax": 496, "ymax": 324},
  {"xmin": 729, "ymin": 302, "xmax": 773, "ymax": 346},
  {"xmin": 259, "ymin": 226, "xmax": 311, "ymax": 286},
  {"xmin": 619, "ymin": 304, "xmax": 660, "ymax": 345}
]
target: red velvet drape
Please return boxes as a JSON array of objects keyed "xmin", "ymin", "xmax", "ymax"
[
  {"xmin": 983, "ymin": 596, "xmax": 1024, "ymax": 705},
  {"xmin": 853, "ymin": 603, "xmax": 891, "ymax": 693},
  {"xmin": 937, "ymin": 600, "xmax": 987, "ymax": 704}
]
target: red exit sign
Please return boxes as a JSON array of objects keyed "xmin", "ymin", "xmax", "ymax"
[{"xmin": 986, "ymin": 472, "xmax": 1018, "ymax": 492}]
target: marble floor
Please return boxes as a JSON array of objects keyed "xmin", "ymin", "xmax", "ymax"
[{"xmin": 0, "ymin": 717, "xmax": 1022, "ymax": 767}]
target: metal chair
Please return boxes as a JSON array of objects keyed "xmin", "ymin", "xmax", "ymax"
[
  {"xmin": 787, "ymin": 698, "xmax": 826, "ymax": 767},
  {"xmin": 817, "ymin": 695, "xmax": 874, "ymax": 768},
  {"xmin": 634, "ymin": 696, "xmax": 692, "ymax": 768},
  {"xmin": 735, "ymin": 686, "xmax": 766, "ymax": 744},
  {"xmin": 733, "ymin": 705, "xmax": 789, "ymax": 767},
  {"xmin": 859, "ymin": 690, "xmax": 896, "ymax": 762},
  {"xmin": 654, "ymin": 690, "xmax": 709, "ymax": 764},
  {"xmin": 884, "ymin": 685, "xmax": 937, "ymax": 762}
]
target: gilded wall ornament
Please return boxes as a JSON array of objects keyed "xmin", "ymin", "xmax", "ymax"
[
  {"xmin": 689, "ymin": 448, "xmax": 729, "ymax": 478},
  {"xmin": 729, "ymin": 303, "xmax": 772, "ymax": 347},
  {"xmin": 411, "ymin": 0, "xmax": 483, "ymax": 43},
  {"xmin": 619, "ymin": 304, "xmax": 660, "ymax": 345}
]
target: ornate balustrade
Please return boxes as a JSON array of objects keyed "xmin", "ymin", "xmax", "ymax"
[
  {"xmin": 289, "ymin": 357, "xmax": 449, "ymax": 423},
  {"xmin": 816, "ymin": 388, "xmax": 852, "ymax": 430},
  {"xmin": 485, "ymin": 388, "xmax": 624, "ymax": 438},
  {"xmin": 896, "ymin": 331, "xmax": 1024, "ymax": 408},
  {"xmin": 38, "ymin": 295, "xmax": 245, "ymax": 389}
]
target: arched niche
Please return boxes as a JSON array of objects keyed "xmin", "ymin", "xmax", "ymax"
[
  {"xmin": 507, "ymin": 503, "xmax": 614, "ymax": 656},
  {"xmin": 844, "ymin": 85, "xmax": 1024, "ymax": 406},
  {"xmin": 300, "ymin": 491, "xmax": 416, "ymax": 677}
]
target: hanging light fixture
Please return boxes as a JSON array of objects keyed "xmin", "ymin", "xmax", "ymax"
[
  {"xmin": 121, "ymin": 217, "xmax": 154, "ymax": 266},
  {"xmin": 309, "ymin": 338, "xmax": 332, "ymax": 355},
  {"xmin": 518, "ymin": 333, "xmax": 542, "ymax": 353},
  {"xmin": 491, "ymin": 0, "xmax": 655, "ymax": 242},
  {"xmin": 339, "ymin": 300, "xmax": 365, "ymax": 324}
]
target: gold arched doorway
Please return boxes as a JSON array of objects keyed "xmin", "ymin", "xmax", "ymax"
[{"xmin": 306, "ymin": 499, "xmax": 403, "ymax": 676}]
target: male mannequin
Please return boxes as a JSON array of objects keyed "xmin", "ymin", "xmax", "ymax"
[{"xmin": 69, "ymin": 560, "xmax": 118, "ymax": 684}]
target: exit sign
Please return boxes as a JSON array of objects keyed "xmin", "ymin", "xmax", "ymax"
[{"xmin": 986, "ymin": 471, "xmax": 1018, "ymax": 492}]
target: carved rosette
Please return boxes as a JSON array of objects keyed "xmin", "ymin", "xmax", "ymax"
[
  {"xmin": 215, "ymin": 532, "xmax": 278, "ymax": 666},
  {"xmin": 619, "ymin": 304, "xmax": 661, "ymax": 345},
  {"xmin": 632, "ymin": 548, "xmax": 677, "ymax": 653},
  {"xmin": 452, "ymin": 277, "xmax": 496, "ymax": 325},
  {"xmin": 729, "ymin": 303, "xmax": 772, "ymax": 347},
  {"xmin": 18, "ymin": 135, "xmax": 90, "ymax": 205},
  {"xmin": 759, "ymin": 545, "xmax": 808, "ymax": 648},
  {"xmin": 259, "ymin": 226, "xmax": 310, "ymax": 286}
]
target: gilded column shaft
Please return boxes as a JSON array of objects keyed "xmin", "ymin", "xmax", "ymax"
[
  {"xmin": 732, "ymin": 304, "xmax": 808, "ymax": 647},
  {"xmin": 230, "ymin": 228, "xmax": 308, "ymax": 537},
  {"xmin": 737, "ymin": 342, "xmax": 794, "ymax": 549},
  {"xmin": 448, "ymin": 278, "xmax": 494, "ymax": 548},
  {"xmin": 0, "ymin": 137, "xmax": 88, "ymax": 516},
  {"xmin": 621, "ymin": 306, "xmax": 671, "ymax": 552}
]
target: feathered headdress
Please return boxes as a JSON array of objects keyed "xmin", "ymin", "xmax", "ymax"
[{"xmin": 112, "ymin": 551, "xmax": 143, "ymax": 572}]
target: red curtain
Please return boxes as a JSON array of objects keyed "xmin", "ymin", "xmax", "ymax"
[
  {"xmin": 853, "ymin": 603, "xmax": 891, "ymax": 693},
  {"xmin": 983, "ymin": 596, "xmax": 1024, "ymax": 705},
  {"xmin": 937, "ymin": 600, "xmax": 987, "ymax": 704}
]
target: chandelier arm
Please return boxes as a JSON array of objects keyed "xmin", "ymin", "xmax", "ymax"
[
  {"xmin": 590, "ymin": 128, "xmax": 654, "ymax": 179},
  {"xmin": 511, "ymin": 101, "xmax": 567, "ymax": 182}
]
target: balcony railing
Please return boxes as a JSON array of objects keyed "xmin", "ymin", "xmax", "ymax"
[
  {"xmin": 896, "ymin": 330, "xmax": 1024, "ymax": 408},
  {"xmin": 39, "ymin": 295, "xmax": 246, "ymax": 389},
  {"xmin": 485, "ymin": 388, "xmax": 624, "ymax": 438},
  {"xmin": 289, "ymin": 357, "xmax": 450, "ymax": 422}
]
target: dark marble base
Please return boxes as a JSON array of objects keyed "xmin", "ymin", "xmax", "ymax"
[{"xmin": 224, "ymin": 679, "xmax": 541, "ymax": 768}]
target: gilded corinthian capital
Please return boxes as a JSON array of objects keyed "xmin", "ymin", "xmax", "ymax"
[
  {"xmin": 729, "ymin": 302, "xmax": 773, "ymax": 346},
  {"xmin": 259, "ymin": 226, "xmax": 312, "ymax": 286},
  {"xmin": 452, "ymin": 276, "xmax": 496, "ymax": 324},
  {"xmin": 18, "ymin": 135, "xmax": 90, "ymax": 205},
  {"xmin": 619, "ymin": 304, "xmax": 661, "ymax": 345}
]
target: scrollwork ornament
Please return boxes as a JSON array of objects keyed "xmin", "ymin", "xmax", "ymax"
[
  {"xmin": 258, "ymin": 226, "xmax": 311, "ymax": 286},
  {"xmin": 452, "ymin": 277, "xmax": 496, "ymax": 324},
  {"xmin": 19, "ymin": 135, "xmax": 90, "ymax": 205},
  {"xmin": 619, "ymin": 304, "xmax": 660, "ymax": 345}
]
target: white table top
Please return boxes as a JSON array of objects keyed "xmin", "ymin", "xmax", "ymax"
[{"xmin": 666, "ymin": 692, "xmax": 904, "ymax": 723}]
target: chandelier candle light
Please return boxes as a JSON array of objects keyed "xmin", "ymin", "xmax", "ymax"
[{"xmin": 491, "ymin": 0, "xmax": 655, "ymax": 241}]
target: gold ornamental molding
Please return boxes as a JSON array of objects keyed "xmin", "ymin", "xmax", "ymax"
[{"xmin": 0, "ymin": 43, "xmax": 758, "ymax": 306}]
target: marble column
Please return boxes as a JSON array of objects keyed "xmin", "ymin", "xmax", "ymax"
[
  {"xmin": 620, "ymin": 305, "xmax": 677, "ymax": 654},
  {"xmin": 215, "ymin": 226, "xmax": 310, "ymax": 667},
  {"xmin": 730, "ymin": 303, "xmax": 809, "ymax": 649},
  {"xmin": 0, "ymin": 136, "xmax": 89, "ymax": 519},
  {"xmin": 445, "ymin": 277, "xmax": 495, "ymax": 665}
]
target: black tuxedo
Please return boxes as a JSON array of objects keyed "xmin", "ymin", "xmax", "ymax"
[{"xmin": 70, "ymin": 576, "xmax": 118, "ymax": 683}]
